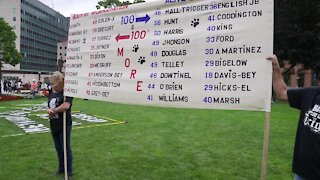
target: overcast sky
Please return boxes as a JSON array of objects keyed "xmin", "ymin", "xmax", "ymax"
[{"xmin": 38, "ymin": 0, "xmax": 153, "ymax": 17}]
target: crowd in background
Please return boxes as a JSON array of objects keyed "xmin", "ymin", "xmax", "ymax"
[
  {"xmin": 1, "ymin": 79, "xmax": 51, "ymax": 98},
  {"xmin": 2, "ymin": 79, "xmax": 23, "ymax": 94}
]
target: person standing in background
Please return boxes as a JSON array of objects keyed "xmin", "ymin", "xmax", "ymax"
[
  {"xmin": 30, "ymin": 79, "xmax": 37, "ymax": 99},
  {"xmin": 17, "ymin": 79, "xmax": 22, "ymax": 94}
]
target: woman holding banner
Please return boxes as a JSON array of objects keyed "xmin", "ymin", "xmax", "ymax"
[
  {"xmin": 47, "ymin": 71, "xmax": 73, "ymax": 179},
  {"xmin": 268, "ymin": 55, "xmax": 320, "ymax": 180}
]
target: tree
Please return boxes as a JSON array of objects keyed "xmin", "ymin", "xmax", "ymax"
[
  {"xmin": 133, "ymin": 0, "xmax": 145, "ymax": 3},
  {"xmin": 0, "ymin": 18, "xmax": 21, "ymax": 67},
  {"xmin": 274, "ymin": 0, "xmax": 320, "ymax": 72},
  {"xmin": 0, "ymin": 17, "xmax": 22, "ymax": 93},
  {"xmin": 96, "ymin": 0, "xmax": 121, "ymax": 9},
  {"xmin": 96, "ymin": 0, "xmax": 145, "ymax": 9}
]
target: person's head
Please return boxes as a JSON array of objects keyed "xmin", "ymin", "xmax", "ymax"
[
  {"xmin": 32, "ymin": 79, "xmax": 36, "ymax": 83},
  {"xmin": 50, "ymin": 71, "xmax": 64, "ymax": 92}
]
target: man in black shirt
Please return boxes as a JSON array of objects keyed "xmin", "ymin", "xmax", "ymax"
[
  {"xmin": 47, "ymin": 71, "xmax": 73, "ymax": 179},
  {"xmin": 268, "ymin": 55, "xmax": 320, "ymax": 180}
]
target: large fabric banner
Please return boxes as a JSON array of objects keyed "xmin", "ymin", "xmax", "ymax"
[{"xmin": 64, "ymin": 0, "xmax": 274, "ymax": 112}]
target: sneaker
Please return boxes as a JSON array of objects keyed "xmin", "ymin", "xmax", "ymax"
[
  {"xmin": 61, "ymin": 175, "xmax": 72, "ymax": 180},
  {"xmin": 52, "ymin": 170, "xmax": 64, "ymax": 176}
]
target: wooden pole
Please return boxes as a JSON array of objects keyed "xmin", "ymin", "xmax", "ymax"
[
  {"xmin": 261, "ymin": 112, "xmax": 271, "ymax": 180},
  {"xmin": 63, "ymin": 96, "xmax": 68, "ymax": 180}
]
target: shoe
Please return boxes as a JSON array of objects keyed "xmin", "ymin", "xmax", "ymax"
[
  {"xmin": 52, "ymin": 170, "xmax": 64, "ymax": 176},
  {"xmin": 61, "ymin": 175, "xmax": 72, "ymax": 180}
]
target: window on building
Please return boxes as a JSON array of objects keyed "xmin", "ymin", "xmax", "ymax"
[
  {"xmin": 13, "ymin": 17, "xmax": 16, "ymax": 21},
  {"xmin": 60, "ymin": 47, "xmax": 62, "ymax": 49}
]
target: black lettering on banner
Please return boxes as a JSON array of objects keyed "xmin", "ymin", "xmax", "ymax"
[
  {"xmin": 163, "ymin": 38, "xmax": 190, "ymax": 46},
  {"xmin": 215, "ymin": 46, "xmax": 262, "ymax": 54},
  {"xmin": 159, "ymin": 93, "xmax": 188, "ymax": 102},
  {"xmin": 161, "ymin": 49, "xmax": 187, "ymax": 56},
  {"xmin": 163, "ymin": 28, "xmax": 184, "ymax": 35}
]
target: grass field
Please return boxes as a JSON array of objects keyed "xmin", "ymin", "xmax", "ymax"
[{"xmin": 0, "ymin": 98, "xmax": 299, "ymax": 180}]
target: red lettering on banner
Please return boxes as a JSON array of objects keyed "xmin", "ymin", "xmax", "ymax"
[
  {"xmin": 130, "ymin": 69, "xmax": 137, "ymax": 79},
  {"xmin": 136, "ymin": 81, "xmax": 143, "ymax": 91},
  {"xmin": 117, "ymin": 48, "xmax": 124, "ymax": 56},
  {"xmin": 125, "ymin": 58, "xmax": 130, "ymax": 67}
]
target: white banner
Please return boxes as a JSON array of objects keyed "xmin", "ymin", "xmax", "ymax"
[{"xmin": 64, "ymin": 0, "xmax": 274, "ymax": 112}]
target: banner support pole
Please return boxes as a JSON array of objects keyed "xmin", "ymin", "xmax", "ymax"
[
  {"xmin": 261, "ymin": 112, "xmax": 271, "ymax": 180},
  {"xmin": 63, "ymin": 96, "xmax": 68, "ymax": 180}
]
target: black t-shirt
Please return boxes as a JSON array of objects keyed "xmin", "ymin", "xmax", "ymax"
[
  {"xmin": 288, "ymin": 87, "xmax": 320, "ymax": 179},
  {"xmin": 48, "ymin": 90, "xmax": 73, "ymax": 133}
]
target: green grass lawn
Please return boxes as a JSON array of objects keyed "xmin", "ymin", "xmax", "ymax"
[{"xmin": 0, "ymin": 98, "xmax": 299, "ymax": 180}]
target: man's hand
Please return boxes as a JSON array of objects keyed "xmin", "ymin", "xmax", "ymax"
[
  {"xmin": 47, "ymin": 108, "xmax": 55, "ymax": 118},
  {"xmin": 267, "ymin": 54, "xmax": 288, "ymax": 101},
  {"xmin": 266, "ymin": 54, "xmax": 280, "ymax": 70}
]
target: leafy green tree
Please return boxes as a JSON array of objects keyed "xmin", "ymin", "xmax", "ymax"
[
  {"xmin": 0, "ymin": 18, "xmax": 21, "ymax": 67},
  {"xmin": 0, "ymin": 17, "xmax": 22, "ymax": 93},
  {"xmin": 96, "ymin": 0, "xmax": 145, "ymax": 9},
  {"xmin": 133, "ymin": 0, "xmax": 146, "ymax": 3},
  {"xmin": 274, "ymin": 0, "xmax": 320, "ymax": 72},
  {"xmin": 96, "ymin": 0, "xmax": 121, "ymax": 9}
]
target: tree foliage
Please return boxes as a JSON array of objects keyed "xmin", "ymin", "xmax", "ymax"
[
  {"xmin": 96, "ymin": 0, "xmax": 145, "ymax": 9},
  {"xmin": 274, "ymin": 0, "xmax": 320, "ymax": 71},
  {"xmin": 0, "ymin": 17, "xmax": 21, "ymax": 67}
]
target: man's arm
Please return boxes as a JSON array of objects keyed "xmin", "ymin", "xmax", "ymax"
[
  {"xmin": 267, "ymin": 54, "xmax": 288, "ymax": 101},
  {"xmin": 47, "ymin": 102, "xmax": 71, "ymax": 116},
  {"xmin": 53, "ymin": 102, "xmax": 71, "ymax": 113}
]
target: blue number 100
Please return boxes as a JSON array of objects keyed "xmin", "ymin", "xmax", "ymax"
[{"xmin": 121, "ymin": 15, "xmax": 135, "ymax": 25}]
